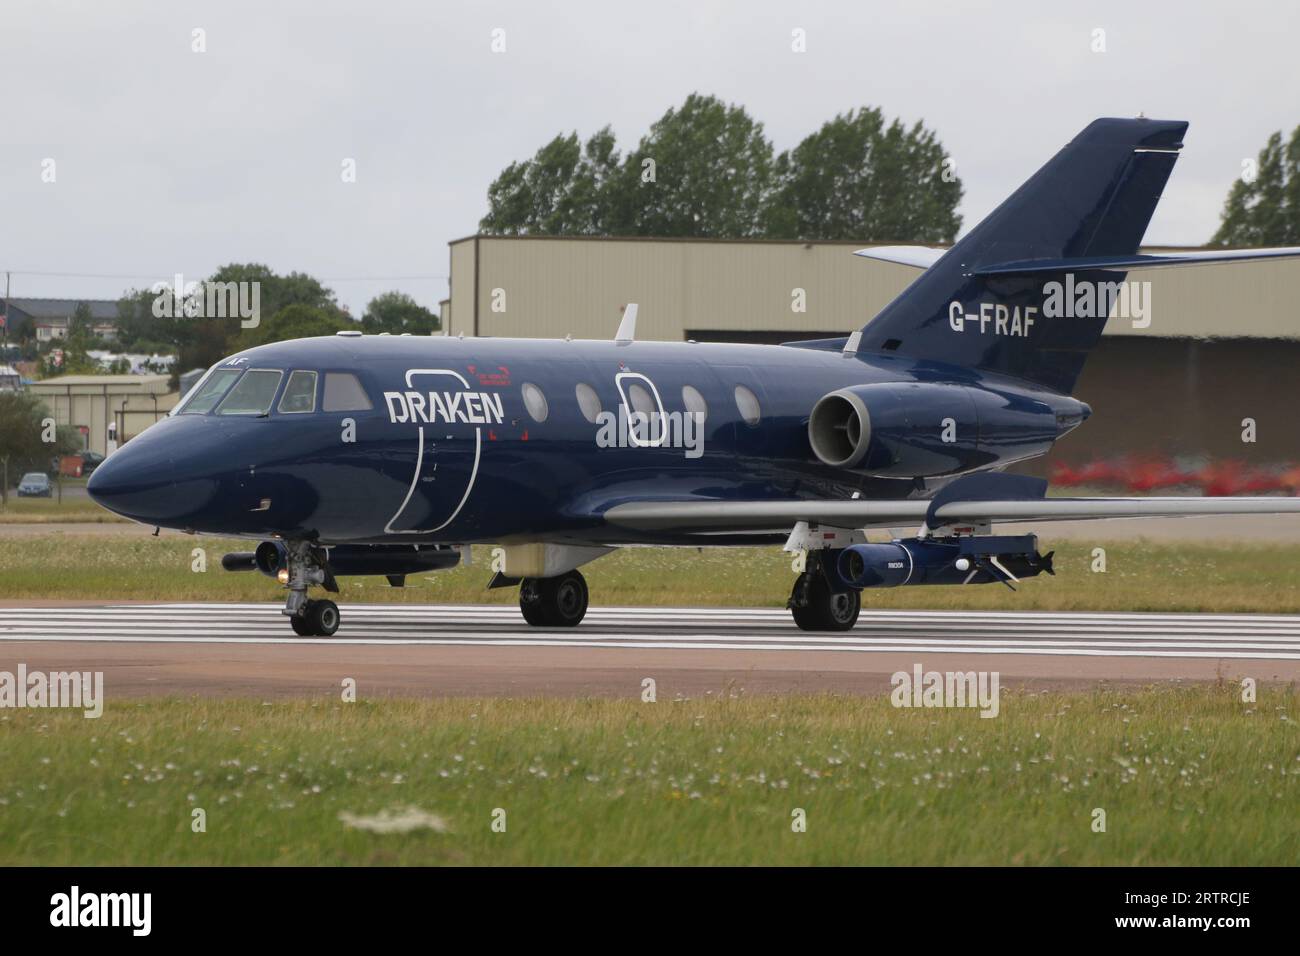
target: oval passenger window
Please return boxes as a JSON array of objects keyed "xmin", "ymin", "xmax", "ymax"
[
  {"xmin": 734, "ymin": 384, "xmax": 761, "ymax": 426},
  {"xmin": 575, "ymin": 383, "xmax": 601, "ymax": 423},
  {"xmin": 682, "ymin": 385, "xmax": 708, "ymax": 422},
  {"xmin": 627, "ymin": 382, "xmax": 656, "ymax": 416},
  {"xmin": 522, "ymin": 382, "xmax": 548, "ymax": 422}
]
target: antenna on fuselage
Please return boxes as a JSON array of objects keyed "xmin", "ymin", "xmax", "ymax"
[{"xmin": 615, "ymin": 303, "xmax": 638, "ymax": 345}]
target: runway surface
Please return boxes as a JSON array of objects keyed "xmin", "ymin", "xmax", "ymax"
[{"xmin": 2, "ymin": 603, "xmax": 1298, "ymax": 697}]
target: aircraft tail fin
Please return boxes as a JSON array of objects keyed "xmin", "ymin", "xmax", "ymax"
[{"xmin": 856, "ymin": 117, "xmax": 1188, "ymax": 394}]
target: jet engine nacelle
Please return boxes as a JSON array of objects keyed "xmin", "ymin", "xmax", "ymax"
[
  {"xmin": 807, "ymin": 382, "xmax": 1062, "ymax": 478},
  {"xmin": 837, "ymin": 536, "xmax": 1053, "ymax": 589}
]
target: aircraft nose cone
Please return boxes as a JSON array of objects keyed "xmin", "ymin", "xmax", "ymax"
[{"xmin": 87, "ymin": 444, "xmax": 180, "ymax": 524}]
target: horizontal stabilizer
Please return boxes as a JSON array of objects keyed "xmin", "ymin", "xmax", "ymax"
[
  {"xmin": 973, "ymin": 246, "xmax": 1300, "ymax": 276},
  {"xmin": 853, "ymin": 246, "xmax": 948, "ymax": 269}
]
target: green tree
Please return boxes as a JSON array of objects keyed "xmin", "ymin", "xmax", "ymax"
[
  {"xmin": 116, "ymin": 265, "xmax": 347, "ymax": 385},
  {"xmin": 37, "ymin": 303, "xmax": 102, "ymax": 378},
  {"xmin": 0, "ymin": 392, "xmax": 81, "ymax": 503},
  {"xmin": 234, "ymin": 304, "xmax": 351, "ymax": 349},
  {"xmin": 480, "ymin": 128, "xmax": 621, "ymax": 235},
  {"xmin": 115, "ymin": 287, "xmax": 180, "ymax": 354},
  {"xmin": 478, "ymin": 96, "xmax": 963, "ymax": 242},
  {"xmin": 1212, "ymin": 126, "xmax": 1300, "ymax": 246},
  {"xmin": 185, "ymin": 264, "xmax": 346, "ymax": 371},
  {"xmin": 615, "ymin": 94, "xmax": 774, "ymax": 238},
  {"xmin": 765, "ymin": 108, "xmax": 963, "ymax": 242},
  {"xmin": 38, "ymin": 347, "xmax": 100, "ymax": 377},
  {"xmin": 360, "ymin": 291, "xmax": 440, "ymax": 334},
  {"xmin": 67, "ymin": 302, "xmax": 96, "ymax": 342}
]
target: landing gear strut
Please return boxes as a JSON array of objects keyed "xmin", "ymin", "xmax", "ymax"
[
  {"xmin": 788, "ymin": 552, "xmax": 860, "ymax": 632},
  {"xmin": 519, "ymin": 569, "xmax": 589, "ymax": 627},
  {"xmin": 280, "ymin": 540, "xmax": 342, "ymax": 636}
]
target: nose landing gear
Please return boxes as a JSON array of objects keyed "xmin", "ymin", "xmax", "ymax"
[
  {"xmin": 519, "ymin": 569, "xmax": 589, "ymax": 627},
  {"xmin": 290, "ymin": 598, "xmax": 340, "ymax": 637},
  {"xmin": 280, "ymin": 540, "xmax": 342, "ymax": 636}
]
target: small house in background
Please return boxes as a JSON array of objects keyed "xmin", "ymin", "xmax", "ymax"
[{"xmin": 1, "ymin": 298, "xmax": 120, "ymax": 342}]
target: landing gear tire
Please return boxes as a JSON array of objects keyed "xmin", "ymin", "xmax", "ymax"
[
  {"xmin": 292, "ymin": 599, "xmax": 340, "ymax": 637},
  {"xmin": 519, "ymin": 570, "xmax": 589, "ymax": 627},
  {"xmin": 789, "ymin": 571, "xmax": 860, "ymax": 632}
]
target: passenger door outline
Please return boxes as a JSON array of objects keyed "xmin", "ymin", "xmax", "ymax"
[
  {"xmin": 384, "ymin": 368, "xmax": 482, "ymax": 535},
  {"xmin": 614, "ymin": 371, "xmax": 668, "ymax": 448}
]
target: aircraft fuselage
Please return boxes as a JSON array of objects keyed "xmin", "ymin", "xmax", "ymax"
[{"xmin": 88, "ymin": 334, "xmax": 1085, "ymax": 547}]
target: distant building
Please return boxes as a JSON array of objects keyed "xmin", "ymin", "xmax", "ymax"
[
  {"xmin": 442, "ymin": 235, "xmax": 1300, "ymax": 465},
  {"xmin": 27, "ymin": 374, "xmax": 176, "ymax": 456},
  {"xmin": 1, "ymin": 298, "xmax": 120, "ymax": 342},
  {"xmin": 0, "ymin": 364, "xmax": 21, "ymax": 392}
]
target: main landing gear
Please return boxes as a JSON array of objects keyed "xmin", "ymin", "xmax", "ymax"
[
  {"xmin": 788, "ymin": 551, "xmax": 860, "ymax": 632},
  {"xmin": 519, "ymin": 569, "xmax": 589, "ymax": 627}
]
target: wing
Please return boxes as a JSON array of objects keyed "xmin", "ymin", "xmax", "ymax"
[
  {"xmin": 604, "ymin": 495, "xmax": 1300, "ymax": 534},
  {"xmin": 604, "ymin": 499, "xmax": 930, "ymax": 533}
]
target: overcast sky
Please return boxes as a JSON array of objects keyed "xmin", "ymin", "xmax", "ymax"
[{"xmin": 2, "ymin": 0, "xmax": 1297, "ymax": 314}]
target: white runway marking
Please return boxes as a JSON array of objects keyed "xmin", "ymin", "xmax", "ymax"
[{"xmin": 2, "ymin": 604, "xmax": 1300, "ymax": 659}]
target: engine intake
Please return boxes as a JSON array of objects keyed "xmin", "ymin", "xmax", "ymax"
[{"xmin": 808, "ymin": 382, "xmax": 1064, "ymax": 478}]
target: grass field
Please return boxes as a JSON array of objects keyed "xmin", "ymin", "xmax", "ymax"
[
  {"xmin": 1, "ymin": 687, "xmax": 1294, "ymax": 865},
  {"xmin": 0, "ymin": 481, "xmax": 126, "ymax": 523},
  {"xmin": 4, "ymin": 532, "xmax": 1300, "ymax": 612}
]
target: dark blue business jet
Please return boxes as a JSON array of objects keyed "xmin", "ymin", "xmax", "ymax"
[{"xmin": 89, "ymin": 118, "xmax": 1300, "ymax": 635}]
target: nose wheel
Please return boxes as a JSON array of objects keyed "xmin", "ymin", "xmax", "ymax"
[
  {"xmin": 290, "ymin": 599, "xmax": 340, "ymax": 637},
  {"xmin": 519, "ymin": 570, "xmax": 589, "ymax": 627}
]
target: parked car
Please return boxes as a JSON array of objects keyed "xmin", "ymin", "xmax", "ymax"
[
  {"xmin": 17, "ymin": 472, "xmax": 52, "ymax": 497},
  {"xmin": 51, "ymin": 451, "xmax": 106, "ymax": 477}
]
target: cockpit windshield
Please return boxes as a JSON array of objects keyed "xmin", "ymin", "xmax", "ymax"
[
  {"xmin": 172, "ymin": 364, "xmax": 367, "ymax": 417},
  {"xmin": 175, "ymin": 367, "xmax": 244, "ymax": 415},
  {"xmin": 216, "ymin": 369, "xmax": 284, "ymax": 416}
]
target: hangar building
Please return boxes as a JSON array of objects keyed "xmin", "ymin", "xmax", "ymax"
[
  {"xmin": 440, "ymin": 235, "xmax": 1300, "ymax": 467},
  {"xmin": 27, "ymin": 374, "xmax": 176, "ymax": 456}
]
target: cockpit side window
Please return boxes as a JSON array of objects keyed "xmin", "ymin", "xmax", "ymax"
[
  {"xmin": 277, "ymin": 370, "xmax": 318, "ymax": 414},
  {"xmin": 216, "ymin": 369, "xmax": 284, "ymax": 416},
  {"xmin": 322, "ymin": 372, "xmax": 373, "ymax": 412},
  {"xmin": 177, "ymin": 367, "xmax": 244, "ymax": 415}
]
